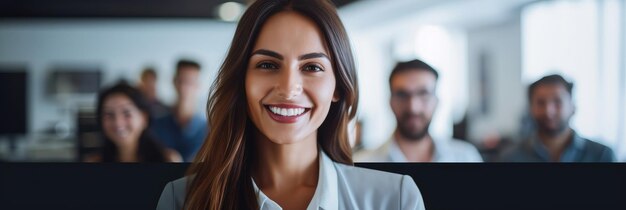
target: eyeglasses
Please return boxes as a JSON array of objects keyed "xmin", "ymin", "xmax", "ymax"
[{"xmin": 391, "ymin": 90, "xmax": 435, "ymax": 104}]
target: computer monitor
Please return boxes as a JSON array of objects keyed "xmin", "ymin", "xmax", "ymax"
[
  {"xmin": 0, "ymin": 71, "xmax": 28, "ymax": 135},
  {"xmin": 47, "ymin": 70, "xmax": 101, "ymax": 95}
]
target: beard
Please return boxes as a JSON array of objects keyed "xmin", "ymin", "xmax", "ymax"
[
  {"xmin": 396, "ymin": 113, "xmax": 432, "ymax": 141},
  {"xmin": 535, "ymin": 117, "xmax": 569, "ymax": 137}
]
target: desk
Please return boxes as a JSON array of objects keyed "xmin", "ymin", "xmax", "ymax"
[{"xmin": 0, "ymin": 134, "xmax": 75, "ymax": 162}]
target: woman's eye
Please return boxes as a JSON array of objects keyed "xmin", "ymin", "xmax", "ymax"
[
  {"xmin": 303, "ymin": 64, "xmax": 324, "ymax": 72},
  {"xmin": 104, "ymin": 113, "xmax": 115, "ymax": 119},
  {"xmin": 256, "ymin": 62, "xmax": 278, "ymax": 70}
]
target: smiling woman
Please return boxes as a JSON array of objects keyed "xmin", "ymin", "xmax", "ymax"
[
  {"xmin": 245, "ymin": 11, "xmax": 339, "ymax": 145},
  {"xmin": 156, "ymin": 0, "xmax": 425, "ymax": 209},
  {"xmin": 92, "ymin": 82, "xmax": 181, "ymax": 163}
]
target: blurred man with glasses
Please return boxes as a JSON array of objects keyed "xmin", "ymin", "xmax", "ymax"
[{"xmin": 355, "ymin": 59, "xmax": 482, "ymax": 162}]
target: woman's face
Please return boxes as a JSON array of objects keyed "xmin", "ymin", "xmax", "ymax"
[
  {"xmin": 245, "ymin": 11, "xmax": 338, "ymax": 145},
  {"xmin": 101, "ymin": 94, "xmax": 148, "ymax": 146}
]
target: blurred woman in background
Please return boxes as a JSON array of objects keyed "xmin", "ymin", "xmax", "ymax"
[{"xmin": 87, "ymin": 82, "xmax": 181, "ymax": 162}]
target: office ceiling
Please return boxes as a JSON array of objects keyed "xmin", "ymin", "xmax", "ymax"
[{"xmin": 0, "ymin": 0, "xmax": 360, "ymax": 19}]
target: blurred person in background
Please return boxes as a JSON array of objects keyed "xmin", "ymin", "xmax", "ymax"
[
  {"xmin": 501, "ymin": 74, "xmax": 615, "ymax": 162},
  {"xmin": 87, "ymin": 82, "xmax": 181, "ymax": 162},
  {"xmin": 354, "ymin": 59, "xmax": 482, "ymax": 162},
  {"xmin": 137, "ymin": 67, "xmax": 170, "ymax": 118},
  {"xmin": 150, "ymin": 60, "xmax": 208, "ymax": 162}
]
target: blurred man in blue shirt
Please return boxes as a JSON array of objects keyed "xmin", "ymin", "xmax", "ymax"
[
  {"xmin": 501, "ymin": 74, "xmax": 615, "ymax": 162},
  {"xmin": 151, "ymin": 60, "xmax": 208, "ymax": 161}
]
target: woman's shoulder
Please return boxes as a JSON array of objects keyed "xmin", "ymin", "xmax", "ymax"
[
  {"xmin": 333, "ymin": 163, "xmax": 425, "ymax": 209},
  {"xmin": 334, "ymin": 163, "xmax": 416, "ymax": 191},
  {"xmin": 156, "ymin": 177, "xmax": 189, "ymax": 210},
  {"xmin": 169, "ymin": 176, "xmax": 189, "ymax": 188},
  {"xmin": 334, "ymin": 162, "xmax": 406, "ymax": 182}
]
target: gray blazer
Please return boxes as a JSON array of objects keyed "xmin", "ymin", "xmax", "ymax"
[{"xmin": 157, "ymin": 152, "xmax": 425, "ymax": 210}]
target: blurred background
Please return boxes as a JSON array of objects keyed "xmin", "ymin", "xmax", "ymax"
[{"xmin": 0, "ymin": 0, "xmax": 624, "ymax": 162}]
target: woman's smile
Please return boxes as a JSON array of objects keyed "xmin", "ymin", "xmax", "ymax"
[{"xmin": 264, "ymin": 103, "xmax": 312, "ymax": 123}]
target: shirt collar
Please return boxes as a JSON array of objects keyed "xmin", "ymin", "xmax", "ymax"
[
  {"xmin": 389, "ymin": 135, "xmax": 444, "ymax": 162},
  {"xmin": 251, "ymin": 150, "xmax": 338, "ymax": 210},
  {"xmin": 530, "ymin": 131, "xmax": 585, "ymax": 161},
  {"xmin": 388, "ymin": 138, "xmax": 408, "ymax": 162},
  {"xmin": 570, "ymin": 132, "xmax": 585, "ymax": 150}
]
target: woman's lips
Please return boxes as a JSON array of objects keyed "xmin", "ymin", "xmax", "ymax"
[{"xmin": 264, "ymin": 104, "xmax": 311, "ymax": 123}]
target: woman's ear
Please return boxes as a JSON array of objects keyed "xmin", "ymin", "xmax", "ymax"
[
  {"xmin": 332, "ymin": 90, "xmax": 340, "ymax": 102},
  {"xmin": 141, "ymin": 112, "xmax": 150, "ymax": 130}
]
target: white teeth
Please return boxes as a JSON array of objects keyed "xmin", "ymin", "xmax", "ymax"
[
  {"xmin": 268, "ymin": 106, "xmax": 306, "ymax": 116},
  {"xmin": 115, "ymin": 129, "xmax": 128, "ymax": 137}
]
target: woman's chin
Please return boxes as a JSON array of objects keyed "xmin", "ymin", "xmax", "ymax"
[
  {"xmin": 111, "ymin": 137, "xmax": 137, "ymax": 145},
  {"xmin": 260, "ymin": 132, "xmax": 311, "ymax": 145}
]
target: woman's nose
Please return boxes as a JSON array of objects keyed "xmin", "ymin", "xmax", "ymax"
[{"xmin": 276, "ymin": 67, "xmax": 303, "ymax": 100}]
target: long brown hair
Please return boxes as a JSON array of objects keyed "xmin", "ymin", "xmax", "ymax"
[{"xmin": 184, "ymin": 0, "xmax": 359, "ymax": 209}]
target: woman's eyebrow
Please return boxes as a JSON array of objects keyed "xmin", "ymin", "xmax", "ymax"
[
  {"xmin": 251, "ymin": 49, "xmax": 283, "ymax": 60},
  {"xmin": 298, "ymin": 52, "xmax": 329, "ymax": 61},
  {"xmin": 251, "ymin": 49, "xmax": 329, "ymax": 61}
]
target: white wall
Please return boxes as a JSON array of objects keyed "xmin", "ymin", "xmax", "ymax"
[
  {"xmin": 466, "ymin": 17, "xmax": 525, "ymax": 142},
  {"xmin": 348, "ymin": 29, "xmax": 398, "ymax": 148},
  {"xmin": 0, "ymin": 19, "xmax": 236, "ymax": 134}
]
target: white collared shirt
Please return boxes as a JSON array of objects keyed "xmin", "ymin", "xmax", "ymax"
[
  {"xmin": 252, "ymin": 151, "xmax": 339, "ymax": 210},
  {"xmin": 354, "ymin": 136, "xmax": 483, "ymax": 162}
]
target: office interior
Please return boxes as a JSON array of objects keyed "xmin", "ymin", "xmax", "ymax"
[{"xmin": 0, "ymin": 0, "xmax": 625, "ymax": 162}]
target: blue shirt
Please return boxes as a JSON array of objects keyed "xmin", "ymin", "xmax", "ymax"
[
  {"xmin": 500, "ymin": 131, "xmax": 615, "ymax": 162},
  {"xmin": 150, "ymin": 114, "xmax": 208, "ymax": 161}
]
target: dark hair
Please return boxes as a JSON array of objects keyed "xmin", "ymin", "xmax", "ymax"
[
  {"xmin": 96, "ymin": 81, "xmax": 167, "ymax": 162},
  {"xmin": 184, "ymin": 0, "xmax": 358, "ymax": 209},
  {"xmin": 389, "ymin": 59, "xmax": 439, "ymax": 87},
  {"xmin": 140, "ymin": 68, "xmax": 156, "ymax": 80},
  {"xmin": 176, "ymin": 59, "xmax": 201, "ymax": 72},
  {"xmin": 527, "ymin": 74, "xmax": 574, "ymax": 101}
]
